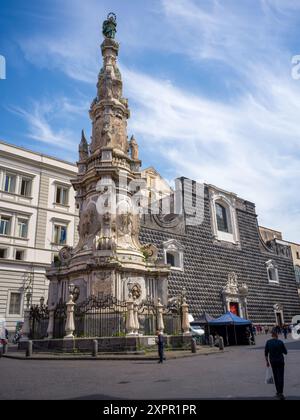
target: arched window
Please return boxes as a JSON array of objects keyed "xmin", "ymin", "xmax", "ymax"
[{"xmin": 216, "ymin": 203, "xmax": 229, "ymax": 233}]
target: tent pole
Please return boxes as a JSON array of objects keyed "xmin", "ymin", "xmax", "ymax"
[
  {"xmin": 226, "ymin": 325, "xmax": 229, "ymax": 346},
  {"xmin": 234, "ymin": 324, "xmax": 237, "ymax": 345}
]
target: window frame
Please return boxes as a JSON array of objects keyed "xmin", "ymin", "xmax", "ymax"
[
  {"xmin": 16, "ymin": 218, "xmax": 29, "ymax": 239},
  {"xmin": 0, "ymin": 248, "xmax": 7, "ymax": 259},
  {"xmin": 19, "ymin": 177, "xmax": 32, "ymax": 198},
  {"xmin": 166, "ymin": 252, "xmax": 176, "ymax": 267},
  {"xmin": 53, "ymin": 224, "xmax": 68, "ymax": 246},
  {"xmin": 266, "ymin": 260, "xmax": 280, "ymax": 284},
  {"xmin": 215, "ymin": 202, "xmax": 231, "ymax": 233},
  {"xmin": 55, "ymin": 185, "xmax": 69, "ymax": 207},
  {"xmin": 0, "ymin": 215, "xmax": 12, "ymax": 236},
  {"xmin": 210, "ymin": 190, "xmax": 240, "ymax": 245},
  {"xmin": 163, "ymin": 240, "xmax": 184, "ymax": 271},
  {"xmin": 7, "ymin": 291, "xmax": 23, "ymax": 316},
  {"xmin": 15, "ymin": 249, "xmax": 25, "ymax": 261},
  {"xmin": 3, "ymin": 173, "xmax": 17, "ymax": 194}
]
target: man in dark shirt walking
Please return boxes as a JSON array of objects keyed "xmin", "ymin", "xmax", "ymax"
[
  {"xmin": 265, "ymin": 331, "xmax": 288, "ymax": 400},
  {"xmin": 156, "ymin": 330, "xmax": 165, "ymax": 364}
]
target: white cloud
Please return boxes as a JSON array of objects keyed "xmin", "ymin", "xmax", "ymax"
[
  {"xmin": 8, "ymin": 98, "xmax": 87, "ymax": 151},
  {"xmin": 123, "ymin": 63, "xmax": 300, "ymax": 241}
]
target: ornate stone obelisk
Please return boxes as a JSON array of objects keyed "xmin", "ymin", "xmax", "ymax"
[{"xmin": 46, "ymin": 14, "xmax": 170, "ymax": 307}]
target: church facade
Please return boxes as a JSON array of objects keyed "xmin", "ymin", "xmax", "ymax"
[{"xmin": 140, "ymin": 179, "xmax": 300, "ymax": 325}]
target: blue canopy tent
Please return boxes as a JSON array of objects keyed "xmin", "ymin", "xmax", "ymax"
[
  {"xmin": 208, "ymin": 312, "xmax": 252, "ymax": 346},
  {"xmin": 196, "ymin": 312, "xmax": 215, "ymax": 324}
]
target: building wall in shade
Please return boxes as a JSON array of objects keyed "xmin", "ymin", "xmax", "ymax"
[{"xmin": 140, "ymin": 180, "xmax": 300, "ymax": 325}]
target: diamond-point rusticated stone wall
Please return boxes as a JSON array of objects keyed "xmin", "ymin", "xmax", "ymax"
[{"xmin": 140, "ymin": 183, "xmax": 300, "ymax": 325}]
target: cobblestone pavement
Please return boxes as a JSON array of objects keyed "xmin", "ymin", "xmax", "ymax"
[{"xmin": 0, "ymin": 335, "xmax": 299, "ymax": 400}]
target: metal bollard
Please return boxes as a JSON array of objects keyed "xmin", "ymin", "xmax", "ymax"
[
  {"xmin": 209, "ymin": 335, "xmax": 214, "ymax": 347},
  {"xmin": 191, "ymin": 338, "xmax": 197, "ymax": 353},
  {"xmin": 92, "ymin": 340, "xmax": 98, "ymax": 358},
  {"xmin": 26, "ymin": 341, "xmax": 33, "ymax": 358},
  {"xmin": 3, "ymin": 342, "xmax": 8, "ymax": 355},
  {"xmin": 219, "ymin": 337, "xmax": 225, "ymax": 351}
]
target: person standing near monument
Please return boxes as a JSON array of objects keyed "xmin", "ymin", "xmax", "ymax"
[
  {"xmin": 156, "ymin": 330, "xmax": 165, "ymax": 364},
  {"xmin": 265, "ymin": 331, "xmax": 288, "ymax": 400}
]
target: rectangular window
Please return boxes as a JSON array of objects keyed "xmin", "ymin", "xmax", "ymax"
[
  {"xmin": 267, "ymin": 267, "xmax": 279, "ymax": 283},
  {"xmin": 15, "ymin": 250, "xmax": 25, "ymax": 261},
  {"xmin": 17, "ymin": 218, "xmax": 28, "ymax": 239},
  {"xmin": 4, "ymin": 174, "xmax": 16, "ymax": 193},
  {"xmin": 54, "ymin": 225, "xmax": 67, "ymax": 245},
  {"xmin": 167, "ymin": 252, "xmax": 176, "ymax": 267},
  {"xmin": 20, "ymin": 178, "xmax": 32, "ymax": 197},
  {"xmin": 0, "ymin": 248, "xmax": 7, "ymax": 259},
  {"xmin": 55, "ymin": 186, "xmax": 69, "ymax": 206},
  {"xmin": 9, "ymin": 292, "xmax": 22, "ymax": 315},
  {"xmin": 297, "ymin": 251, "xmax": 300, "ymax": 260},
  {"xmin": 0, "ymin": 216, "xmax": 11, "ymax": 236}
]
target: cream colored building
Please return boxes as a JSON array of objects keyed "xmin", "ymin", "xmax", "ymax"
[
  {"xmin": 141, "ymin": 167, "xmax": 173, "ymax": 208},
  {"xmin": 289, "ymin": 242, "xmax": 300, "ymax": 291},
  {"xmin": 259, "ymin": 226, "xmax": 282, "ymax": 242},
  {"xmin": 0, "ymin": 140, "xmax": 78, "ymax": 333},
  {"xmin": 260, "ymin": 226, "xmax": 300, "ymax": 295}
]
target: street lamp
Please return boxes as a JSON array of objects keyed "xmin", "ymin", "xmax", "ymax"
[{"xmin": 25, "ymin": 289, "xmax": 32, "ymax": 309}]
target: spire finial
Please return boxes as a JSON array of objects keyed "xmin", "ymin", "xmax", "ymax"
[
  {"xmin": 81, "ymin": 129, "xmax": 87, "ymax": 143},
  {"xmin": 102, "ymin": 13, "xmax": 117, "ymax": 39},
  {"xmin": 79, "ymin": 129, "xmax": 89, "ymax": 161}
]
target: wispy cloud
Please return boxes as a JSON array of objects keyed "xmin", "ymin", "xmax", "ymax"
[{"xmin": 8, "ymin": 98, "xmax": 88, "ymax": 150}]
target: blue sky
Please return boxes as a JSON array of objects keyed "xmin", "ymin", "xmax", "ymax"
[{"xmin": 1, "ymin": 0, "xmax": 300, "ymax": 242}]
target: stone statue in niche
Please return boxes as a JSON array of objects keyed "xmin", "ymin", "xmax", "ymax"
[
  {"xmin": 92, "ymin": 123, "xmax": 102, "ymax": 150},
  {"xmin": 131, "ymin": 284, "xmax": 142, "ymax": 300},
  {"xmin": 77, "ymin": 204, "xmax": 100, "ymax": 249},
  {"xmin": 223, "ymin": 272, "xmax": 239, "ymax": 295},
  {"xmin": 104, "ymin": 68, "xmax": 114, "ymax": 99},
  {"xmin": 97, "ymin": 74, "xmax": 106, "ymax": 99},
  {"xmin": 93, "ymin": 212, "xmax": 117, "ymax": 251},
  {"xmin": 131, "ymin": 214, "xmax": 141, "ymax": 248},
  {"xmin": 118, "ymin": 212, "xmax": 133, "ymax": 236},
  {"xmin": 113, "ymin": 80, "xmax": 122, "ymax": 100},
  {"xmin": 130, "ymin": 135, "xmax": 139, "ymax": 160},
  {"xmin": 102, "ymin": 122, "xmax": 113, "ymax": 147}
]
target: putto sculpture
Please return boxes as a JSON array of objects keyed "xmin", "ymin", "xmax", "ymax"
[{"xmin": 102, "ymin": 13, "xmax": 117, "ymax": 39}]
